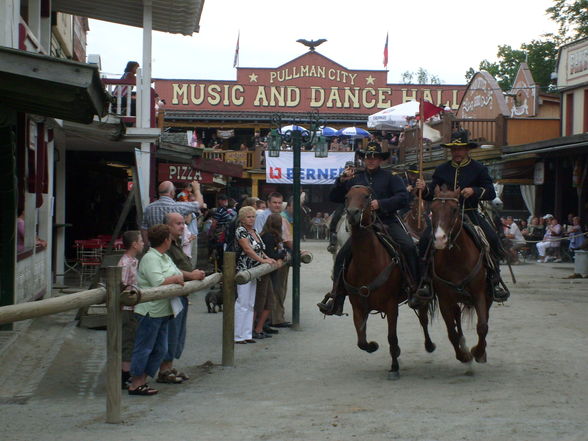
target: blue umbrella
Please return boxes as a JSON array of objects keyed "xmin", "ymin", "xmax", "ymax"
[
  {"xmin": 279, "ymin": 124, "xmax": 307, "ymax": 134},
  {"xmin": 335, "ymin": 127, "xmax": 371, "ymax": 138},
  {"xmin": 320, "ymin": 126, "xmax": 338, "ymax": 136}
]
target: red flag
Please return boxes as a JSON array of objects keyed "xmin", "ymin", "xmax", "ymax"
[
  {"xmin": 383, "ymin": 32, "xmax": 389, "ymax": 68},
  {"xmin": 233, "ymin": 31, "xmax": 240, "ymax": 68},
  {"xmin": 422, "ymin": 101, "xmax": 444, "ymax": 120}
]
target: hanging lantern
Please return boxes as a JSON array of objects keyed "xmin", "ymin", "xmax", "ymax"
[
  {"xmin": 314, "ymin": 134, "xmax": 328, "ymax": 158},
  {"xmin": 267, "ymin": 128, "xmax": 281, "ymax": 157}
]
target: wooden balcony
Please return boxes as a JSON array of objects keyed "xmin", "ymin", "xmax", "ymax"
[
  {"xmin": 202, "ymin": 149, "xmax": 260, "ymax": 170},
  {"xmin": 399, "ymin": 114, "xmax": 559, "ymax": 167}
]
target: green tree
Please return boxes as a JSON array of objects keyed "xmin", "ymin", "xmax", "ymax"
[
  {"xmin": 546, "ymin": 0, "xmax": 588, "ymax": 41},
  {"xmin": 402, "ymin": 68, "xmax": 442, "ymax": 85},
  {"xmin": 465, "ymin": 40, "xmax": 558, "ymax": 91},
  {"xmin": 464, "ymin": 0, "xmax": 586, "ymax": 88}
]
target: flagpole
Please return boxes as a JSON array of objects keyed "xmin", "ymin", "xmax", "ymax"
[{"xmin": 417, "ymin": 98, "xmax": 424, "ymax": 229}]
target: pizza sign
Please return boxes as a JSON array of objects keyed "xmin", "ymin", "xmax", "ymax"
[{"xmin": 158, "ymin": 164, "xmax": 213, "ymax": 183}]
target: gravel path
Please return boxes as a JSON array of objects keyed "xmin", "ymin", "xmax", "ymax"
[{"xmin": 1, "ymin": 241, "xmax": 587, "ymax": 441}]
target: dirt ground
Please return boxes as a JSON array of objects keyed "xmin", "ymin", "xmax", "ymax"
[{"xmin": 0, "ymin": 241, "xmax": 587, "ymax": 441}]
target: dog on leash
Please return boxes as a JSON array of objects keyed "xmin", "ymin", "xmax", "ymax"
[{"xmin": 205, "ymin": 288, "xmax": 223, "ymax": 313}]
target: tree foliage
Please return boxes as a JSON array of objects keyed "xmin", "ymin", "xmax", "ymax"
[
  {"xmin": 465, "ymin": 0, "xmax": 586, "ymax": 89},
  {"xmin": 401, "ymin": 68, "xmax": 441, "ymax": 85},
  {"xmin": 547, "ymin": 0, "xmax": 588, "ymax": 41}
]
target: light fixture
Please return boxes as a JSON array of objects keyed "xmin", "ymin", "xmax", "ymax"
[
  {"xmin": 314, "ymin": 134, "xmax": 328, "ymax": 158},
  {"xmin": 267, "ymin": 128, "xmax": 281, "ymax": 157}
]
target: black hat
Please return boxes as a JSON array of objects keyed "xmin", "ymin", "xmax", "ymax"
[
  {"xmin": 406, "ymin": 163, "xmax": 419, "ymax": 174},
  {"xmin": 440, "ymin": 129, "xmax": 479, "ymax": 149},
  {"xmin": 357, "ymin": 142, "xmax": 390, "ymax": 160}
]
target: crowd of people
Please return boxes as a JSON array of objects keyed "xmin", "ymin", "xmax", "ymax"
[
  {"xmin": 117, "ymin": 181, "xmax": 296, "ymax": 396},
  {"xmin": 498, "ymin": 213, "xmax": 586, "ymax": 264}
]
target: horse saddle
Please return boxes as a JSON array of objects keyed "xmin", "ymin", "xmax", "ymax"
[{"xmin": 462, "ymin": 219, "xmax": 497, "ymax": 272}]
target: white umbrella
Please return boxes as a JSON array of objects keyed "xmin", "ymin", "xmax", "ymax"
[
  {"xmin": 279, "ymin": 124, "xmax": 307, "ymax": 134},
  {"xmin": 367, "ymin": 101, "xmax": 420, "ymax": 130},
  {"xmin": 335, "ymin": 127, "xmax": 371, "ymax": 138}
]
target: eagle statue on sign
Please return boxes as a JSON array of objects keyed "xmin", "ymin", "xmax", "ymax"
[{"xmin": 296, "ymin": 38, "xmax": 327, "ymax": 51}]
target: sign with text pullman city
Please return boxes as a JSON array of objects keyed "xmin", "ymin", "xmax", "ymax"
[{"xmin": 154, "ymin": 52, "xmax": 466, "ymax": 115}]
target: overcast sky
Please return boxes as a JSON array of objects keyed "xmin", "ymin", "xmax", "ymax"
[{"xmin": 87, "ymin": 0, "xmax": 558, "ymax": 84}]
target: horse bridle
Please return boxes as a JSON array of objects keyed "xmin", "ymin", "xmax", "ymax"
[
  {"xmin": 346, "ymin": 185, "xmax": 376, "ymax": 229},
  {"xmin": 431, "ymin": 196, "xmax": 465, "ymax": 249}
]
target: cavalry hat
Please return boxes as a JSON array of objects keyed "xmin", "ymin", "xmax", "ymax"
[
  {"xmin": 357, "ymin": 142, "xmax": 390, "ymax": 160},
  {"xmin": 440, "ymin": 129, "xmax": 479, "ymax": 149}
]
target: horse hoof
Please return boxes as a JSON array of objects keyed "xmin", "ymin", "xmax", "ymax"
[
  {"xmin": 425, "ymin": 341, "xmax": 436, "ymax": 353},
  {"xmin": 366, "ymin": 342, "xmax": 379, "ymax": 353},
  {"xmin": 464, "ymin": 361, "xmax": 475, "ymax": 376},
  {"xmin": 475, "ymin": 352, "xmax": 487, "ymax": 363},
  {"xmin": 388, "ymin": 371, "xmax": 400, "ymax": 381}
]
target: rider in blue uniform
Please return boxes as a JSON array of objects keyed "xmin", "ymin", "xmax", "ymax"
[
  {"xmin": 415, "ymin": 130, "xmax": 509, "ymax": 303},
  {"xmin": 318, "ymin": 142, "xmax": 421, "ymax": 315}
]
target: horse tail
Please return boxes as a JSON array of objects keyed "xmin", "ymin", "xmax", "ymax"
[
  {"xmin": 426, "ymin": 294, "xmax": 438, "ymax": 322},
  {"xmin": 461, "ymin": 304, "xmax": 476, "ymax": 329}
]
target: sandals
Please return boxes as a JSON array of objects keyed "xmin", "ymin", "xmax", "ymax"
[
  {"xmin": 128, "ymin": 384, "xmax": 158, "ymax": 396},
  {"xmin": 156, "ymin": 369, "xmax": 184, "ymax": 384},
  {"xmin": 171, "ymin": 368, "xmax": 190, "ymax": 381}
]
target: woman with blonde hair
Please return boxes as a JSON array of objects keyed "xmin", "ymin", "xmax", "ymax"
[{"xmin": 234, "ymin": 206, "xmax": 276, "ymax": 343}]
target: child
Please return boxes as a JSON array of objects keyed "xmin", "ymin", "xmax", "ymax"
[{"xmin": 117, "ymin": 230, "xmax": 144, "ymax": 388}]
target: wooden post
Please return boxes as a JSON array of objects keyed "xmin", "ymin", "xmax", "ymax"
[
  {"xmin": 105, "ymin": 266, "xmax": 122, "ymax": 424},
  {"xmin": 222, "ymin": 252, "xmax": 236, "ymax": 367}
]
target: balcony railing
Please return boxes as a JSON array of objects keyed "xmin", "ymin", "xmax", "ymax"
[
  {"xmin": 202, "ymin": 149, "xmax": 260, "ymax": 169},
  {"xmin": 101, "ymin": 77, "xmax": 157, "ymax": 128}
]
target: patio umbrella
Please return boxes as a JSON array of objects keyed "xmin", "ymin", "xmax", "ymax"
[
  {"xmin": 279, "ymin": 124, "xmax": 307, "ymax": 134},
  {"xmin": 367, "ymin": 101, "xmax": 443, "ymax": 130},
  {"xmin": 320, "ymin": 126, "xmax": 338, "ymax": 136},
  {"xmin": 335, "ymin": 127, "xmax": 371, "ymax": 138}
]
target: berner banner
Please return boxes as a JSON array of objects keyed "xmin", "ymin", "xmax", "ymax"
[{"xmin": 265, "ymin": 151, "xmax": 355, "ymax": 185}]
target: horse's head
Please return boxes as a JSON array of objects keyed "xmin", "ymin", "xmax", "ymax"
[
  {"xmin": 345, "ymin": 185, "xmax": 373, "ymax": 227},
  {"xmin": 430, "ymin": 185, "xmax": 462, "ymax": 250}
]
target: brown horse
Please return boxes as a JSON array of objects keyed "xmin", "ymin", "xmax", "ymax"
[
  {"xmin": 403, "ymin": 194, "xmax": 429, "ymax": 242},
  {"xmin": 343, "ymin": 185, "xmax": 435, "ymax": 379},
  {"xmin": 428, "ymin": 186, "xmax": 492, "ymax": 365}
]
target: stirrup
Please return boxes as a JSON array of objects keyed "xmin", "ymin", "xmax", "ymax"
[{"xmin": 493, "ymin": 286, "xmax": 510, "ymax": 303}]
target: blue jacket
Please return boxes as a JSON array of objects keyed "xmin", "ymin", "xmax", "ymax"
[{"xmin": 330, "ymin": 167, "xmax": 408, "ymax": 223}]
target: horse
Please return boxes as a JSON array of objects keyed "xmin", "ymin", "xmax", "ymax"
[
  {"xmin": 342, "ymin": 185, "xmax": 435, "ymax": 379},
  {"xmin": 403, "ymin": 195, "xmax": 429, "ymax": 243},
  {"xmin": 330, "ymin": 215, "xmax": 350, "ymax": 259},
  {"xmin": 428, "ymin": 186, "xmax": 492, "ymax": 365}
]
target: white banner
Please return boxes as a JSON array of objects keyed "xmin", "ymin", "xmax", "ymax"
[{"xmin": 265, "ymin": 151, "xmax": 355, "ymax": 185}]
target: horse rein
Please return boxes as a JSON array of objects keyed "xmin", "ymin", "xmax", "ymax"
[
  {"xmin": 431, "ymin": 196, "xmax": 465, "ymax": 249},
  {"xmin": 346, "ymin": 185, "xmax": 376, "ymax": 229},
  {"xmin": 430, "ymin": 196, "xmax": 484, "ymax": 297}
]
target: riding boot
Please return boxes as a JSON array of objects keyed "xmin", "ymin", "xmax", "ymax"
[
  {"xmin": 327, "ymin": 233, "xmax": 338, "ymax": 254},
  {"xmin": 317, "ymin": 273, "xmax": 345, "ymax": 316},
  {"xmin": 317, "ymin": 293, "xmax": 345, "ymax": 316},
  {"xmin": 489, "ymin": 259, "xmax": 510, "ymax": 302},
  {"xmin": 412, "ymin": 258, "xmax": 433, "ymax": 308}
]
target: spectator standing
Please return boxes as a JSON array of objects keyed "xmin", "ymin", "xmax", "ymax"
[
  {"xmin": 255, "ymin": 213, "xmax": 288, "ymax": 339},
  {"xmin": 141, "ymin": 181, "xmax": 204, "ymax": 246},
  {"xmin": 255, "ymin": 192, "xmax": 293, "ymax": 328},
  {"xmin": 128, "ymin": 225, "xmax": 184, "ymax": 396},
  {"xmin": 117, "ymin": 230, "xmax": 144, "ymax": 389},
  {"xmin": 235, "ymin": 206, "xmax": 275, "ymax": 344},
  {"xmin": 158, "ymin": 213, "xmax": 206, "ymax": 384}
]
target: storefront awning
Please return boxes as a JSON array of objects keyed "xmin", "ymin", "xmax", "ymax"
[
  {"xmin": 53, "ymin": 0, "xmax": 205, "ymax": 35},
  {"xmin": 0, "ymin": 47, "xmax": 108, "ymax": 124}
]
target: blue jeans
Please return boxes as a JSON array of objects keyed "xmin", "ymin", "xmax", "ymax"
[
  {"xmin": 165, "ymin": 296, "xmax": 189, "ymax": 361},
  {"xmin": 130, "ymin": 314, "xmax": 170, "ymax": 378}
]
